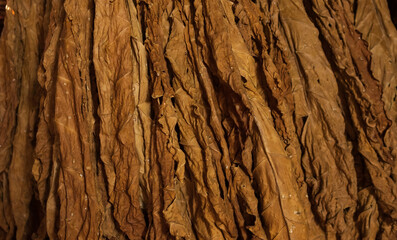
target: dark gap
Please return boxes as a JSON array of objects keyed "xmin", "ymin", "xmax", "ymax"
[
  {"xmin": 302, "ymin": 116, "xmax": 308, "ymax": 125},
  {"xmin": 263, "ymin": 25, "xmax": 273, "ymax": 55},
  {"xmin": 387, "ymin": 0, "xmax": 397, "ymax": 27},
  {"xmin": 146, "ymin": 38, "xmax": 161, "ymax": 118},
  {"xmin": 352, "ymin": 0, "xmax": 358, "ymax": 17},
  {"xmin": 253, "ymin": 53, "xmax": 260, "ymax": 63},
  {"xmin": 89, "ymin": 1, "xmax": 101, "ymax": 176},
  {"xmin": 164, "ymin": 58, "xmax": 175, "ymax": 89},
  {"xmin": 141, "ymin": 207, "xmax": 150, "ymax": 232},
  {"xmin": 294, "ymin": 115, "xmax": 308, "ymax": 138},
  {"xmin": 29, "ymin": 184, "xmax": 44, "ymax": 237},
  {"xmin": 173, "ymin": 124, "xmax": 182, "ymax": 174},
  {"xmin": 131, "ymin": 0, "xmax": 138, "ymax": 7},
  {"xmin": 218, "ymin": 166, "xmax": 225, "ymax": 199},
  {"xmin": 170, "ymin": 96, "xmax": 176, "ymax": 106},
  {"xmin": 343, "ymin": 207, "xmax": 351, "ymax": 214},
  {"xmin": 138, "ymin": 1, "xmax": 147, "ymax": 42},
  {"xmin": 224, "ymin": 169, "xmax": 230, "ymax": 191},
  {"xmin": 234, "ymin": 16, "xmax": 240, "ymax": 24},
  {"xmin": 394, "ymin": 87, "xmax": 397, "ymax": 102},
  {"xmin": 166, "ymin": 16, "xmax": 174, "ymax": 47},
  {"xmin": 0, "ymin": 0, "xmax": 4, "ymax": 34}
]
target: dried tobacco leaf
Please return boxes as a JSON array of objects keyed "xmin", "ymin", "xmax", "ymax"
[{"xmin": 0, "ymin": 0, "xmax": 396, "ymax": 239}]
